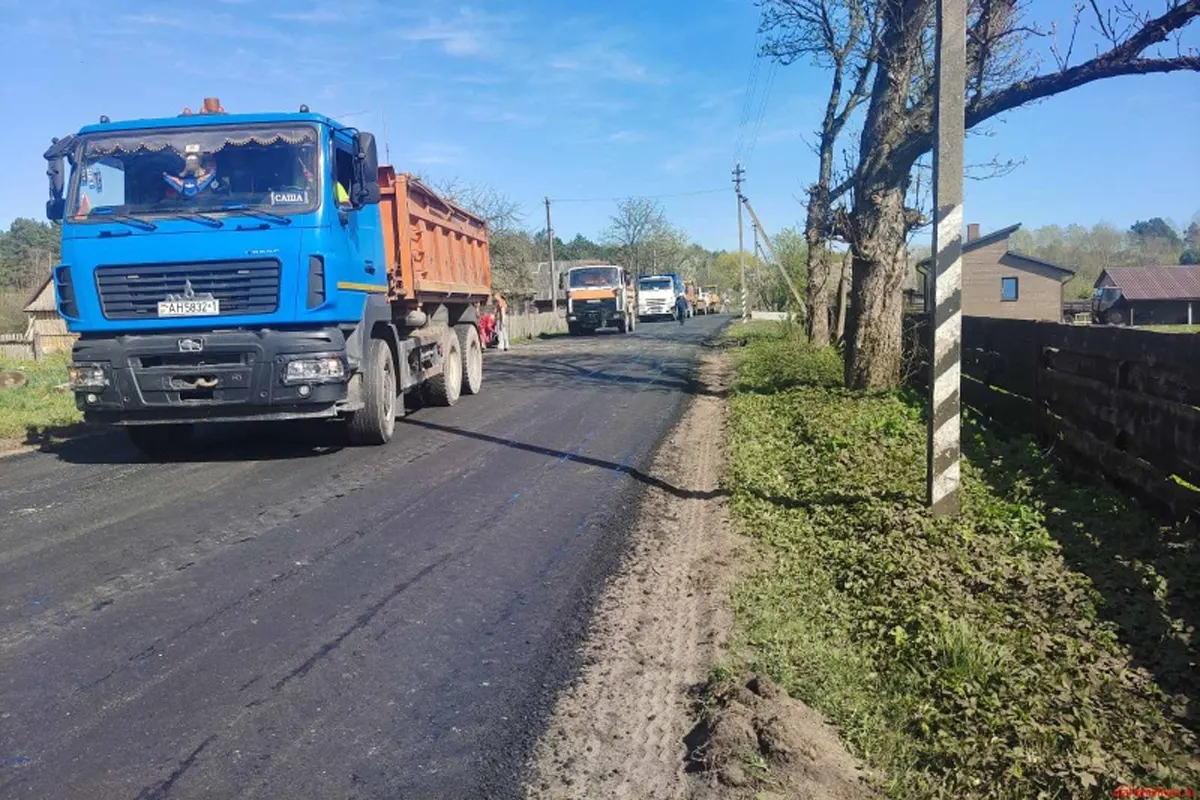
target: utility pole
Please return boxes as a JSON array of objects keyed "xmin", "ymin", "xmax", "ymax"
[
  {"xmin": 927, "ymin": 0, "xmax": 966, "ymax": 517},
  {"xmin": 741, "ymin": 195, "xmax": 806, "ymax": 315},
  {"xmin": 733, "ymin": 162, "xmax": 747, "ymax": 322},
  {"xmin": 545, "ymin": 197, "xmax": 558, "ymax": 314}
]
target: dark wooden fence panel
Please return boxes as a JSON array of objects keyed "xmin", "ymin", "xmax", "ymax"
[{"xmin": 902, "ymin": 314, "xmax": 1200, "ymax": 517}]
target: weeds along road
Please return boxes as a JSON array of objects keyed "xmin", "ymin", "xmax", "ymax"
[{"xmin": 0, "ymin": 313, "xmax": 728, "ymax": 800}]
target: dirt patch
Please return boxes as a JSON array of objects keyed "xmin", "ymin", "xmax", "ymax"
[
  {"xmin": 524, "ymin": 346, "xmax": 877, "ymax": 800},
  {"xmin": 525, "ymin": 348, "xmax": 740, "ymax": 799},
  {"xmin": 685, "ymin": 674, "xmax": 878, "ymax": 800}
]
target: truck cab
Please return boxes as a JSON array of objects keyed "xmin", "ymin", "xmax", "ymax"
[
  {"xmin": 45, "ymin": 98, "xmax": 488, "ymax": 454},
  {"xmin": 636, "ymin": 273, "xmax": 685, "ymax": 321},
  {"xmin": 563, "ymin": 264, "xmax": 636, "ymax": 335}
]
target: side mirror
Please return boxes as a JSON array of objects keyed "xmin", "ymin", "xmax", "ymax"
[
  {"xmin": 43, "ymin": 135, "xmax": 75, "ymax": 222},
  {"xmin": 46, "ymin": 198, "xmax": 65, "ymax": 221},
  {"xmin": 353, "ymin": 132, "xmax": 381, "ymax": 206}
]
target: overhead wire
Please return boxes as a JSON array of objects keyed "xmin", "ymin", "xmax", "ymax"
[
  {"xmin": 550, "ymin": 188, "xmax": 728, "ymax": 204},
  {"xmin": 734, "ymin": 28, "xmax": 765, "ymax": 163},
  {"xmin": 742, "ymin": 59, "xmax": 778, "ymax": 170}
]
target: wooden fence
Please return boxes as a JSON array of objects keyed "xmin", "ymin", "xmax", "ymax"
[
  {"xmin": 904, "ymin": 315, "xmax": 1200, "ymax": 517},
  {"xmin": 0, "ymin": 331, "xmax": 77, "ymax": 361},
  {"xmin": 507, "ymin": 311, "xmax": 568, "ymax": 342}
]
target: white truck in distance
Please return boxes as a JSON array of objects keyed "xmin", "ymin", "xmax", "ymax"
[{"xmin": 636, "ymin": 273, "xmax": 684, "ymax": 321}]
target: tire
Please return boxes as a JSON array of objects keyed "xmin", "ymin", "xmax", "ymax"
[
  {"xmin": 456, "ymin": 323, "xmax": 483, "ymax": 395},
  {"xmin": 615, "ymin": 316, "xmax": 627, "ymax": 334},
  {"xmin": 425, "ymin": 330, "xmax": 462, "ymax": 406},
  {"xmin": 347, "ymin": 337, "xmax": 397, "ymax": 445},
  {"xmin": 127, "ymin": 424, "xmax": 193, "ymax": 459},
  {"xmin": 1105, "ymin": 309, "xmax": 1125, "ymax": 326},
  {"xmin": 568, "ymin": 322, "xmax": 581, "ymax": 336}
]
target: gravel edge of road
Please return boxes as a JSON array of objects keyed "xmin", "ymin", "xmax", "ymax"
[{"xmin": 521, "ymin": 344, "xmax": 741, "ymax": 799}]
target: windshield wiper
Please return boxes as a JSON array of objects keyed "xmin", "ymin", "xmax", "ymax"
[
  {"xmin": 88, "ymin": 208, "xmax": 157, "ymax": 231},
  {"xmin": 221, "ymin": 203, "xmax": 292, "ymax": 226},
  {"xmin": 176, "ymin": 212, "xmax": 224, "ymax": 228}
]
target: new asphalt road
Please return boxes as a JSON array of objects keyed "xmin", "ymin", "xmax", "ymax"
[{"xmin": 0, "ymin": 313, "xmax": 727, "ymax": 799}]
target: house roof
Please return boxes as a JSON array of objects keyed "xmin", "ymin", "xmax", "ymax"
[
  {"xmin": 23, "ymin": 278, "xmax": 56, "ymax": 313},
  {"xmin": 963, "ymin": 222, "xmax": 1022, "ymax": 252},
  {"xmin": 917, "ymin": 223, "xmax": 1023, "ymax": 270},
  {"xmin": 1006, "ymin": 250, "xmax": 1076, "ymax": 276},
  {"xmin": 915, "ymin": 223, "xmax": 1073, "ymax": 277},
  {"xmin": 1097, "ymin": 266, "xmax": 1200, "ymax": 301}
]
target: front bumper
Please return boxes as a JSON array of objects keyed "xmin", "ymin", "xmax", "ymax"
[
  {"xmin": 72, "ymin": 327, "xmax": 354, "ymax": 425},
  {"xmin": 568, "ymin": 302, "xmax": 621, "ymax": 328}
]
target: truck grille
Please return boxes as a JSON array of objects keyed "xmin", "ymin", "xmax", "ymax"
[{"xmin": 95, "ymin": 260, "xmax": 281, "ymax": 320}]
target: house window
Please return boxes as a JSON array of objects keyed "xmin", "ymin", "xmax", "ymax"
[{"xmin": 1001, "ymin": 276, "xmax": 1019, "ymax": 302}]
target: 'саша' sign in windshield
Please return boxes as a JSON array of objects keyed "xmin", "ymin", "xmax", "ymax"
[{"xmin": 68, "ymin": 125, "xmax": 320, "ymax": 221}]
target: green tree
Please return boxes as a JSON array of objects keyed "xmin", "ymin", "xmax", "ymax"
[
  {"xmin": 1129, "ymin": 217, "xmax": 1181, "ymax": 245},
  {"xmin": 0, "ymin": 218, "xmax": 61, "ymax": 289},
  {"xmin": 1178, "ymin": 220, "xmax": 1200, "ymax": 265}
]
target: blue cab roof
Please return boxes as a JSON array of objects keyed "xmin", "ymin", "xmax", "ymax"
[{"xmin": 77, "ymin": 111, "xmax": 344, "ymax": 136}]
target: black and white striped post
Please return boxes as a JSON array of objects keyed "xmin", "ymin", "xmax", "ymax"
[{"xmin": 927, "ymin": 0, "xmax": 966, "ymax": 517}]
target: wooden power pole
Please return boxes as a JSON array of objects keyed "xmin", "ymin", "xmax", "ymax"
[
  {"xmin": 545, "ymin": 197, "xmax": 558, "ymax": 314},
  {"xmin": 927, "ymin": 0, "xmax": 966, "ymax": 516},
  {"xmin": 733, "ymin": 163, "xmax": 747, "ymax": 321},
  {"xmin": 740, "ymin": 195, "xmax": 806, "ymax": 316}
]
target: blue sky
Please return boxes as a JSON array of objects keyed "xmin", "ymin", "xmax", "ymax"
[{"xmin": 1, "ymin": 0, "xmax": 1197, "ymax": 251}]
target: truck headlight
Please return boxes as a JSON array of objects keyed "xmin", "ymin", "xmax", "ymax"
[
  {"xmin": 283, "ymin": 356, "xmax": 345, "ymax": 384},
  {"xmin": 68, "ymin": 362, "xmax": 109, "ymax": 389}
]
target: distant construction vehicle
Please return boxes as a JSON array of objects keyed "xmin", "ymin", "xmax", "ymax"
[{"xmin": 563, "ymin": 264, "xmax": 637, "ymax": 335}]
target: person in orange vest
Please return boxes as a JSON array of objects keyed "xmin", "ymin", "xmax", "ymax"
[{"xmin": 493, "ymin": 290, "xmax": 510, "ymax": 351}]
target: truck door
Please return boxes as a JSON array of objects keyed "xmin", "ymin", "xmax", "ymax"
[{"xmin": 329, "ymin": 135, "xmax": 380, "ymax": 294}]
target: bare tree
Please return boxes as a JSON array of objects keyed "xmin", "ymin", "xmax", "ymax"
[
  {"xmin": 604, "ymin": 198, "xmax": 668, "ymax": 277},
  {"xmin": 840, "ymin": 0, "xmax": 1200, "ymax": 389},
  {"xmin": 759, "ymin": 0, "xmax": 881, "ymax": 344},
  {"xmin": 426, "ymin": 176, "xmax": 534, "ymax": 298}
]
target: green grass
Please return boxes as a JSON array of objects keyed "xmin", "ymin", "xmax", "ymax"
[
  {"xmin": 1141, "ymin": 324, "xmax": 1200, "ymax": 334},
  {"xmin": 721, "ymin": 323, "xmax": 1200, "ymax": 799},
  {"xmin": 0, "ymin": 356, "xmax": 82, "ymax": 441}
]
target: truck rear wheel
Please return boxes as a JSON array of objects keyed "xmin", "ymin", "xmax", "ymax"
[
  {"xmin": 425, "ymin": 330, "xmax": 462, "ymax": 406},
  {"xmin": 347, "ymin": 337, "xmax": 396, "ymax": 445},
  {"xmin": 127, "ymin": 424, "xmax": 193, "ymax": 459},
  {"xmin": 456, "ymin": 323, "xmax": 483, "ymax": 395}
]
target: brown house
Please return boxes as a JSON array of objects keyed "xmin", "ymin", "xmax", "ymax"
[{"xmin": 918, "ymin": 222, "xmax": 1074, "ymax": 321}]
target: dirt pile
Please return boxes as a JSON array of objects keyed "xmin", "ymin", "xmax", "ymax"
[{"xmin": 685, "ymin": 674, "xmax": 878, "ymax": 800}]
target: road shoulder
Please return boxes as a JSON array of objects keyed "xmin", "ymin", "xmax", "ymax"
[{"xmin": 524, "ymin": 346, "xmax": 741, "ymax": 799}]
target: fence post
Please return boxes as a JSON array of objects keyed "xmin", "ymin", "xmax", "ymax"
[{"xmin": 32, "ymin": 332, "xmax": 44, "ymax": 361}]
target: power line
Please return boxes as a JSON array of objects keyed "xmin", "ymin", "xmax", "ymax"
[
  {"xmin": 550, "ymin": 187, "xmax": 728, "ymax": 204},
  {"xmin": 734, "ymin": 30, "xmax": 765, "ymax": 162},
  {"xmin": 743, "ymin": 60, "xmax": 778, "ymax": 168}
]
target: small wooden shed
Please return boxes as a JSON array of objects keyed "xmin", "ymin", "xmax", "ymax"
[{"xmin": 23, "ymin": 278, "xmax": 76, "ymax": 355}]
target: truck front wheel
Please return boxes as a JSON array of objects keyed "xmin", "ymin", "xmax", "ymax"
[
  {"xmin": 456, "ymin": 323, "xmax": 483, "ymax": 395},
  {"xmin": 347, "ymin": 337, "xmax": 397, "ymax": 445},
  {"xmin": 425, "ymin": 330, "xmax": 462, "ymax": 406},
  {"xmin": 126, "ymin": 424, "xmax": 193, "ymax": 459}
]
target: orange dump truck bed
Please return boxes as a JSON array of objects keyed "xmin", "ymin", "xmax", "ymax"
[{"xmin": 377, "ymin": 167, "xmax": 491, "ymax": 305}]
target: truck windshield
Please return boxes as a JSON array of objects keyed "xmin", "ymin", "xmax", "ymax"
[
  {"xmin": 67, "ymin": 124, "xmax": 320, "ymax": 221},
  {"xmin": 569, "ymin": 267, "xmax": 621, "ymax": 288},
  {"xmin": 638, "ymin": 278, "xmax": 672, "ymax": 292}
]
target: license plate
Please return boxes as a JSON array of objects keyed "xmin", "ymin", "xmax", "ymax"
[{"xmin": 157, "ymin": 299, "xmax": 220, "ymax": 317}]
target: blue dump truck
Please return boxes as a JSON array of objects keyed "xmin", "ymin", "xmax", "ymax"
[{"xmin": 44, "ymin": 98, "xmax": 491, "ymax": 455}]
